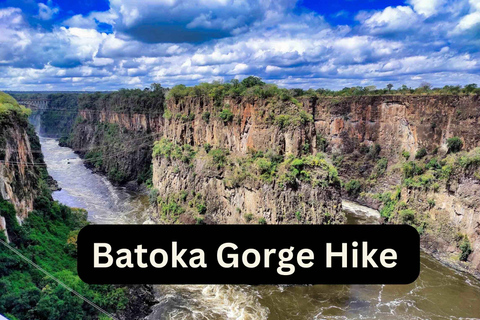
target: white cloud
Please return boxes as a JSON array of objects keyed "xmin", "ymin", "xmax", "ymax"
[
  {"xmin": 359, "ymin": 6, "xmax": 421, "ymax": 34},
  {"xmin": 0, "ymin": 0, "xmax": 480, "ymax": 91},
  {"xmin": 407, "ymin": 0, "xmax": 446, "ymax": 17},
  {"xmin": 37, "ymin": 0, "xmax": 59, "ymax": 20}
]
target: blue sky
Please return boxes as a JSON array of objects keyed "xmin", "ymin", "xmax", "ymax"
[{"xmin": 0, "ymin": 0, "xmax": 479, "ymax": 91}]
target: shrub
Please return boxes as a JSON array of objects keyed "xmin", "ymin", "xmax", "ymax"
[
  {"xmin": 427, "ymin": 198, "xmax": 435, "ymax": 208},
  {"xmin": 399, "ymin": 209, "xmax": 415, "ymax": 223},
  {"xmin": 244, "ymin": 213, "xmax": 253, "ymax": 222},
  {"xmin": 163, "ymin": 109, "xmax": 173, "ymax": 120},
  {"xmin": 209, "ymin": 148, "xmax": 229, "ymax": 168},
  {"xmin": 219, "ymin": 108, "xmax": 234, "ymax": 123},
  {"xmin": 345, "ymin": 179, "xmax": 362, "ymax": 197},
  {"xmin": 415, "ymin": 148, "xmax": 427, "ymax": 159},
  {"xmin": 203, "ymin": 143, "xmax": 212, "ymax": 153},
  {"xmin": 371, "ymin": 158, "xmax": 388, "ymax": 179},
  {"xmin": 447, "ymin": 137, "xmax": 463, "ymax": 153},
  {"xmin": 196, "ymin": 203, "xmax": 207, "ymax": 215},
  {"xmin": 295, "ymin": 211, "xmax": 302, "ymax": 221},
  {"xmin": 275, "ymin": 114, "xmax": 291, "ymax": 129},
  {"xmin": 459, "ymin": 238, "xmax": 472, "ymax": 261},
  {"xmin": 258, "ymin": 217, "xmax": 267, "ymax": 225},
  {"xmin": 316, "ymin": 134, "xmax": 328, "ymax": 152},
  {"xmin": 402, "ymin": 150, "xmax": 410, "ymax": 160}
]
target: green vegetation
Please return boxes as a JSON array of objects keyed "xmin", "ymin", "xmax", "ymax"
[
  {"xmin": 258, "ymin": 218, "xmax": 267, "ymax": 225},
  {"xmin": 165, "ymin": 78, "xmax": 480, "ymax": 102},
  {"xmin": 0, "ymin": 92, "xmax": 31, "ymax": 117},
  {"xmin": 274, "ymin": 110, "xmax": 313, "ymax": 129},
  {"xmin": 369, "ymin": 157, "xmax": 388, "ymax": 180},
  {"xmin": 0, "ymin": 187, "xmax": 128, "ymax": 319},
  {"xmin": 209, "ymin": 148, "xmax": 229, "ymax": 168},
  {"xmin": 153, "ymin": 138, "xmax": 196, "ymax": 164},
  {"xmin": 415, "ymin": 148, "xmax": 427, "ymax": 159},
  {"xmin": 78, "ymin": 84, "xmax": 165, "ymax": 114},
  {"xmin": 399, "ymin": 209, "xmax": 415, "ymax": 223},
  {"xmin": 244, "ymin": 213, "xmax": 253, "ymax": 223},
  {"xmin": 218, "ymin": 108, "xmax": 234, "ymax": 123},
  {"xmin": 316, "ymin": 134, "xmax": 328, "ymax": 152},
  {"xmin": 345, "ymin": 179, "xmax": 362, "ymax": 197},
  {"xmin": 459, "ymin": 237, "xmax": 472, "ymax": 261},
  {"xmin": 447, "ymin": 137, "xmax": 463, "ymax": 153}
]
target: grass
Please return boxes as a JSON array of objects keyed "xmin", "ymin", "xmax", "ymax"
[{"xmin": 0, "ymin": 92, "xmax": 31, "ymax": 117}]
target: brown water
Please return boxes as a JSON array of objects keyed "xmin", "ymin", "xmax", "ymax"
[{"xmin": 40, "ymin": 136, "xmax": 480, "ymax": 320}]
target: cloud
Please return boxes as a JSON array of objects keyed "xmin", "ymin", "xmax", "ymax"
[
  {"xmin": 36, "ymin": 0, "xmax": 59, "ymax": 20},
  {"xmin": 357, "ymin": 6, "xmax": 422, "ymax": 35},
  {"xmin": 107, "ymin": 0, "xmax": 298, "ymax": 43},
  {"xmin": 0, "ymin": 0, "xmax": 480, "ymax": 91},
  {"xmin": 407, "ymin": 0, "xmax": 446, "ymax": 17}
]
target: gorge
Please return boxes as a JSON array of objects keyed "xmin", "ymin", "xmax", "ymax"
[{"xmin": 2, "ymin": 83, "xmax": 480, "ymax": 319}]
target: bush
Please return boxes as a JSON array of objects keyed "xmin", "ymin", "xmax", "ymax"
[
  {"xmin": 447, "ymin": 137, "xmax": 463, "ymax": 153},
  {"xmin": 196, "ymin": 203, "xmax": 207, "ymax": 215},
  {"xmin": 295, "ymin": 211, "xmax": 302, "ymax": 221},
  {"xmin": 402, "ymin": 150, "xmax": 410, "ymax": 160},
  {"xmin": 399, "ymin": 209, "xmax": 415, "ymax": 223},
  {"xmin": 459, "ymin": 238, "xmax": 472, "ymax": 261},
  {"xmin": 258, "ymin": 217, "xmax": 267, "ymax": 225},
  {"xmin": 244, "ymin": 213, "xmax": 253, "ymax": 222},
  {"xmin": 219, "ymin": 108, "xmax": 234, "ymax": 123},
  {"xmin": 415, "ymin": 148, "xmax": 427, "ymax": 159},
  {"xmin": 345, "ymin": 179, "xmax": 362, "ymax": 197},
  {"xmin": 209, "ymin": 148, "xmax": 229, "ymax": 168},
  {"xmin": 316, "ymin": 134, "xmax": 328, "ymax": 152},
  {"xmin": 203, "ymin": 143, "xmax": 212, "ymax": 153}
]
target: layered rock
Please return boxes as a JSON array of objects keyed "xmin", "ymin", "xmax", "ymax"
[{"xmin": 0, "ymin": 112, "xmax": 43, "ymax": 222}]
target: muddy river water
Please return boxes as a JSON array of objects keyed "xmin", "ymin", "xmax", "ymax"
[{"xmin": 40, "ymin": 136, "xmax": 480, "ymax": 320}]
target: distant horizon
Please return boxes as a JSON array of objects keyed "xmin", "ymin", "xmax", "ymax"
[{"xmin": 1, "ymin": 0, "xmax": 479, "ymax": 91}]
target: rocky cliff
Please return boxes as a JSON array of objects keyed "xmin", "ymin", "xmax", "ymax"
[
  {"xmin": 0, "ymin": 99, "xmax": 44, "ymax": 227},
  {"xmin": 67, "ymin": 91, "xmax": 480, "ymax": 276}
]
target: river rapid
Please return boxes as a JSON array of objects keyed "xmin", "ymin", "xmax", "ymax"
[{"xmin": 39, "ymin": 136, "xmax": 480, "ymax": 320}]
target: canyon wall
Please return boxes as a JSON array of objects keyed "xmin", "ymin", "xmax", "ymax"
[
  {"xmin": 0, "ymin": 110, "xmax": 44, "ymax": 223},
  {"xmin": 67, "ymin": 93, "xmax": 480, "ymax": 276}
]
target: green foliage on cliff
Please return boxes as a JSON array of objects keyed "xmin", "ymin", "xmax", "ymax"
[
  {"xmin": 78, "ymin": 86, "xmax": 165, "ymax": 114},
  {"xmin": 459, "ymin": 237, "xmax": 472, "ymax": 261},
  {"xmin": 218, "ymin": 108, "xmax": 234, "ymax": 123},
  {"xmin": 415, "ymin": 148, "xmax": 427, "ymax": 159},
  {"xmin": 0, "ymin": 194, "xmax": 128, "ymax": 319},
  {"xmin": 165, "ymin": 78, "xmax": 480, "ymax": 102},
  {"xmin": 345, "ymin": 179, "xmax": 362, "ymax": 197},
  {"xmin": 153, "ymin": 138, "xmax": 196, "ymax": 164},
  {"xmin": 447, "ymin": 137, "xmax": 463, "ymax": 153},
  {"xmin": 0, "ymin": 92, "xmax": 31, "ymax": 117}
]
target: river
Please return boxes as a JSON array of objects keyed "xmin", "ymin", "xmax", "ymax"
[{"xmin": 39, "ymin": 136, "xmax": 480, "ymax": 320}]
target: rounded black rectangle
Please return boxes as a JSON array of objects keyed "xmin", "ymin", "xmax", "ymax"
[{"xmin": 77, "ymin": 225, "xmax": 420, "ymax": 285}]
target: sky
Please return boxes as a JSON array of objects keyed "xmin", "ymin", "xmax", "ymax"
[{"xmin": 0, "ymin": 0, "xmax": 479, "ymax": 91}]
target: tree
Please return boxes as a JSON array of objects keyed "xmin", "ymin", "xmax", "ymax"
[
  {"xmin": 230, "ymin": 79, "xmax": 240, "ymax": 87},
  {"xmin": 387, "ymin": 83, "xmax": 394, "ymax": 92},
  {"xmin": 464, "ymin": 83, "xmax": 477, "ymax": 94},
  {"xmin": 420, "ymin": 82, "xmax": 431, "ymax": 91},
  {"xmin": 150, "ymin": 83, "xmax": 162, "ymax": 92},
  {"xmin": 241, "ymin": 76, "xmax": 265, "ymax": 88}
]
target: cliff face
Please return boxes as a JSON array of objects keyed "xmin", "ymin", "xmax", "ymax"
[
  {"xmin": 69, "ymin": 93, "xmax": 480, "ymax": 275},
  {"xmin": 0, "ymin": 112, "xmax": 43, "ymax": 222},
  {"xmin": 315, "ymin": 95, "xmax": 480, "ymax": 157}
]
